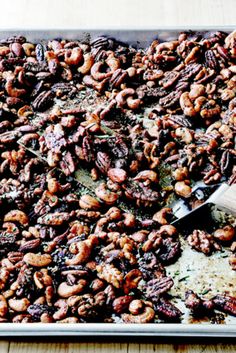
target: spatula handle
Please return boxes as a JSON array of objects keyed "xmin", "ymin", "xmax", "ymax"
[{"xmin": 210, "ymin": 184, "xmax": 236, "ymax": 216}]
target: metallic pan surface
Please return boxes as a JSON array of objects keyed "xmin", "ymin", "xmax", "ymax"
[{"xmin": 0, "ymin": 28, "xmax": 235, "ymax": 337}]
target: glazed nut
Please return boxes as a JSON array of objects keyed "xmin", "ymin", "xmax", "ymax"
[
  {"xmin": 189, "ymin": 84, "xmax": 206, "ymax": 100},
  {"xmin": 213, "ymin": 226, "xmax": 235, "ymax": 242},
  {"xmin": 229, "ymin": 254, "xmax": 236, "ymax": 270},
  {"xmin": 107, "ymin": 168, "xmax": 127, "ymax": 183},
  {"xmin": 112, "ymin": 296, "xmax": 133, "ymax": 314},
  {"xmin": 175, "ymin": 127, "xmax": 193, "ymax": 144},
  {"xmin": 122, "ymin": 304, "xmax": 155, "ymax": 323},
  {"xmin": 153, "ymin": 207, "xmax": 172, "ymax": 225},
  {"xmin": 79, "ymin": 194, "xmax": 101, "ymax": 210},
  {"xmin": 95, "ymin": 183, "xmax": 118, "ymax": 205},
  {"xmin": 129, "ymin": 299, "xmax": 144, "ymax": 315},
  {"xmin": 57, "ymin": 280, "xmax": 87, "ymax": 298},
  {"xmin": 8, "ymin": 298, "xmax": 30, "ymax": 312},
  {"xmin": 4, "ymin": 210, "xmax": 28, "ymax": 226},
  {"xmin": 66, "ymin": 240, "xmax": 92, "ymax": 265},
  {"xmin": 174, "ymin": 181, "xmax": 192, "ymax": 198},
  {"xmin": 172, "ymin": 167, "xmax": 189, "ymax": 181},
  {"xmin": 23, "ymin": 253, "xmax": 52, "ymax": 267},
  {"xmin": 0, "ymin": 295, "xmax": 8, "ymax": 317}
]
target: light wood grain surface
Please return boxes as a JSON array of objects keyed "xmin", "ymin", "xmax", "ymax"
[{"xmin": 1, "ymin": 0, "xmax": 236, "ymax": 351}]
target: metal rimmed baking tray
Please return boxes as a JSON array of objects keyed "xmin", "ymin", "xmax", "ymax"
[{"xmin": 0, "ymin": 27, "xmax": 235, "ymax": 337}]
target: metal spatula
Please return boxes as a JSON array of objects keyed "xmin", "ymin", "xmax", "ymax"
[{"xmin": 171, "ymin": 183, "xmax": 236, "ymax": 230}]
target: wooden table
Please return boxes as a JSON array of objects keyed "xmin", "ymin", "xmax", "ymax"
[{"xmin": 1, "ymin": 0, "xmax": 236, "ymax": 351}]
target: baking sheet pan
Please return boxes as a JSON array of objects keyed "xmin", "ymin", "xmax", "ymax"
[{"xmin": 0, "ymin": 27, "xmax": 235, "ymax": 337}]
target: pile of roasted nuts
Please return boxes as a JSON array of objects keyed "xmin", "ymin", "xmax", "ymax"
[{"xmin": 0, "ymin": 30, "xmax": 235, "ymax": 323}]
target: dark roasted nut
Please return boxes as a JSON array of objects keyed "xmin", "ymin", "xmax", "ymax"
[
  {"xmin": 185, "ymin": 290, "xmax": 214, "ymax": 314},
  {"xmin": 155, "ymin": 298, "xmax": 182, "ymax": 322},
  {"xmin": 213, "ymin": 295, "xmax": 236, "ymax": 316},
  {"xmin": 32, "ymin": 91, "xmax": 54, "ymax": 111},
  {"xmin": 0, "ymin": 30, "xmax": 235, "ymax": 324},
  {"xmin": 144, "ymin": 277, "xmax": 174, "ymax": 301},
  {"xmin": 112, "ymin": 296, "xmax": 133, "ymax": 314}
]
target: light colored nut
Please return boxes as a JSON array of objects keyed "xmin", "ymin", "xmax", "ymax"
[
  {"xmin": 172, "ymin": 167, "xmax": 189, "ymax": 181},
  {"xmin": 189, "ymin": 84, "xmax": 205, "ymax": 100},
  {"xmin": 175, "ymin": 127, "xmax": 193, "ymax": 144},
  {"xmin": 174, "ymin": 181, "xmax": 192, "ymax": 198},
  {"xmin": 153, "ymin": 207, "xmax": 172, "ymax": 225},
  {"xmin": 0, "ymin": 295, "xmax": 8, "ymax": 317},
  {"xmin": 66, "ymin": 241, "xmax": 92, "ymax": 266},
  {"xmin": 96, "ymin": 263, "xmax": 123, "ymax": 289},
  {"xmin": 180, "ymin": 92, "xmax": 197, "ymax": 117},
  {"xmin": 134, "ymin": 170, "xmax": 158, "ymax": 183},
  {"xmin": 129, "ymin": 299, "xmax": 143, "ymax": 315},
  {"xmin": 8, "ymin": 298, "xmax": 30, "ymax": 312},
  {"xmin": 214, "ymin": 226, "xmax": 235, "ymax": 242},
  {"xmin": 122, "ymin": 305, "xmax": 155, "ymax": 323},
  {"xmin": 4, "ymin": 210, "xmax": 28, "ymax": 226},
  {"xmin": 79, "ymin": 195, "xmax": 101, "ymax": 210},
  {"xmin": 57, "ymin": 280, "xmax": 87, "ymax": 298},
  {"xmin": 23, "ymin": 253, "xmax": 52, "ymax": 267},
  {"xmin": 57, "ymin": 317, "xmax": 79, "ymax": 323}
]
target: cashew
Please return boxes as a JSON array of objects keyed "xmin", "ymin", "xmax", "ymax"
[
  {"xmin": 106, "ymin": 53, "xmax": 120, "ymax": 71},
  {"xmin": 153, "ymin": 207, "xmax": 172, "ymax": 225},
  {"xmin": 91, "ymin": 62, "xmax": 112, "ymax": 81},
  {"xmin": 129, "ymin": 299, "xmax": 144, "ymax": 315},
  {"xmin": 172, "ymin": 167, "xmax": 189, "ymax": 181},
  {"xmin": 78, "ymin": 53, "xmax": 94, "ymax": 74},
  {"xmin": 22, "ymin": 42, "xmax": 35, "ymax": 56},
  {"xmin": 124, "ymin": 269, "xmax": 142, "ymax": 294},
  {"xmin": 116, "ymin": 88, "xmax": 135, "ymax": 108},
  {"xmin": 0, "ymin": 46, "xmax": 10, "ymax": 56},
  {"xmin": 8, "ymin": 298, "xmax": 30, "ymax": 312},
  {"xmin": 4, "ymin": 210, "xmax": 28, "ymax": 226},
  {"xmin": 83, "ymin": 75, "xmax": 108, "ymax": 92},
  {"xmin": 155, "ymin": 41, "xmax": 179, "ymax": 53},
  {"xmin": 66, "ymin": 240, "xmax": 92, "ymax": 266},
  {"xmin": 122, "ymin": 305, "xmax": 155, "ymax": 323},
  {"xmin": 5, "ymin": 79, "xmax": 26, "ymax": 98},
  {"xmin": 64, "ymin": 47, "xmax": 83, "ymax": 66},
  {"xmin": 23, "ymin": 253, "xmax": 52, "ymax": 267},
  {"xmin": 160, "ymin": 225, "xmax": 177, "ymax": 237},
  {"xmin": 126, "ymin": 96, "xmax": 141, "ymax": 110},
  {"xmin": 57, "ymin": 280, "xmax": 87, "ymax": 298}
]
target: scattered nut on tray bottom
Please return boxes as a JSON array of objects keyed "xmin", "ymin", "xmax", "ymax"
[{"xmin": 0, "ymin": 31, "xmax": 235, "ymax": 324}]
